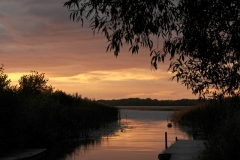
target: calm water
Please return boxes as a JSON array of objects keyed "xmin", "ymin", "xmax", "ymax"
[{"xmin": 63, "ymin": 110, "xmax": 191, "ymax": 160}]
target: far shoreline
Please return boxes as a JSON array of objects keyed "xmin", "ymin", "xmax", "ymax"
[{"xmin": 115, "ymin": 106, "xmax": 190, "ymax": 111}]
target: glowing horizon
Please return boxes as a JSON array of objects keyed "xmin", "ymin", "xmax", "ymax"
[{"xmin": 0, "ymin": 0, "xmax": 197, "ymax": 100}]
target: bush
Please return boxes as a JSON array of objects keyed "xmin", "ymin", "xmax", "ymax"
[
  {"xmin": 171, "ymin": 97, "xmax": 240, "ymax": 160},
  {"xmin": 18, "ymin": 71, "xmax": 53, "ymax": 95},
  {"xmin": 0, "ymin": 71, "xmax": 119, "ymax": 157},
  {"xmin": 200, "ymin": 113, "xmax": 240, "ymax": 160}
]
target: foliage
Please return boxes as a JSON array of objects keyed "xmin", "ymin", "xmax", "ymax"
[
  {"xmin": 196, "ymin": 113, "xmax": 240, "ymax": 160},
  {"xmin": 171, "ymin": 97, "xmax": 240, "ymax": 159},
  {"xmin": 18, "ymin": 71, "xmax": 53, "ymax": 95},
  {"xmin": 200, "ymin": 113, "xmax": 240, "ymax": 160},
  {"xmin": 164, "ymin": 0, "xmax": 240, "ymax": 97},
  {"xmin": 171, "ymin": 101, "xmax": 230, "ymax": 138},
  {"xmin": 0, "ymin": 87, "xmax": 23, "ymax": 153},
  {"xmin": 0, "ymin": 72, "xmax": 12, "ymax": 92},
  {"xmin": 0, "ymin": 70, "xmax": 119, "ymax": 157},
  {"xmin": 98, "ymin": 98, "xmax": 200, "ymax": 106},
  {"xmin": 64, "ymin": 0, "xmax": 240, "ymax": 97},
  {"xmin": 64, "ymin": 0, "xmax": 176, "ymax": 56}
]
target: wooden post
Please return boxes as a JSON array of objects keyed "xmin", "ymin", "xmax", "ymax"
[{"xmin": 165, "ymin": 132, "xmax": 168, "ymax": 149}]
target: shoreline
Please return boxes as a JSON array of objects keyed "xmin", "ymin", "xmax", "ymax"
[{"xmin": 116, "ymin": 106, "xmax": 190, "ymax": 111}]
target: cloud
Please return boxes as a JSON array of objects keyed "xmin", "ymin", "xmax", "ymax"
[
  {"xmin": 0, "ymin": 25, "xmax": 14, "ymax": 42},
  {"xmin": 0, "ymin": 0, "xmax": 195, "ymax": 100},
  {"xmin": 0, "ymin": 0, "xmax": 168, "ymax": 76},
  {"xmin": 7, "ymin": 67, "xmax": 195, "ymax": 100},
  {"xmin": 46, "ymin": 68, "xmax": 168, "ymax": 84}
]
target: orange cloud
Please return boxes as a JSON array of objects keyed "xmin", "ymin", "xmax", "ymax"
[{"xmin": 1, "ymin": 0, "xmax": 196, "ymax": 100}]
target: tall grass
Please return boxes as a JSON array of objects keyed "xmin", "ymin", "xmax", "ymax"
[
  {"xmin": 200, "ymin": 113, "xmax": 240, "ymax": 160},
  {"xmin": 171, "ymin": 97, "xmax": 240, "ymax": 159},
  {"xmin": 0, "ymin": 71, "xmax": 119, "ymax": 157}
]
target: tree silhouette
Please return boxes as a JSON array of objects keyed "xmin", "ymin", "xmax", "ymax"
[
  {"xmin": 18, "ymin": 71, "xmax": 53, "ymax": 95},
  {"xmin": 64, "ymin": 0, "xmax": 240, "ymax": 98}
]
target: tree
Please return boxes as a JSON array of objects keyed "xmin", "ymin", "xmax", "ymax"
[
  {"xmin": 0, "ymin": 72, "xmax": 11, "ymax": 92},
  {"xmin": 0, "ymin": 65, "xmax": 15, "ymax": 93},
  {"xmin": 64, "ymin": 0, "xmax": 240, "ymax": 98},
  {"xmin": 165, "ymin": 0, "xmax": 240, "ymax": 98},
  {"xmin": 64, "ymin": 0, "xmax": 177, "ymax": 55},
  {"xmin": 18, "ymin": 71, "xmax": 53, "ymax": 95}
]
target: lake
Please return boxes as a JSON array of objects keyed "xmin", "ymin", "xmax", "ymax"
[{"xmin": 60, "ymin": 109, "xmax": 191, "ymax": 160}]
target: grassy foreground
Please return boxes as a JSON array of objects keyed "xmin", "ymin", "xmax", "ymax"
[
  {"xmin": 171, "ymin": 97, "xmax": 240, "ymax": 160},
  {"xmin": 0, "ymin": 71, "xmax": 119, "ymax": 157}
]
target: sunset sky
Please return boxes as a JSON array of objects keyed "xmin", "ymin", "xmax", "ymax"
[{"xmin": 0, "ymin": 0, "xmax": 197, "ymax": 100}]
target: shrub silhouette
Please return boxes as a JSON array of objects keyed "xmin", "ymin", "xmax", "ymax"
[
  {"xmin": 0, "ymin": 70, "xmax": 119, "ymax": 157},
  {"xmin": 18, "ymin": 71, "xmax": 53, "ymax": 95}
]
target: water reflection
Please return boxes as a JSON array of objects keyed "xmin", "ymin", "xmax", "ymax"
[{"xmin": 62, "ymin": 110, "xmax": 191, "ymax": 160}]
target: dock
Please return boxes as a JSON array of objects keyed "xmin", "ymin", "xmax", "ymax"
[
  {"xmin": 159, "ymin": 140, "xmax": 206, "ymax": 160},
  {"xmin": 0, "ymin": 149, "xmax": 47, "ymax": 160}
]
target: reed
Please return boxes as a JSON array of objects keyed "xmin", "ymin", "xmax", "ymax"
[
  {"xmin": 0, "ymin": 72, "xmax": 119, "ymax": 157},
  {"xmin": 171, "ymin": 97, "xmax": 240, "ymax": 160},
  {"xmin": 199, "ymin": 112, "xmax": 240, "ymax": 160}
]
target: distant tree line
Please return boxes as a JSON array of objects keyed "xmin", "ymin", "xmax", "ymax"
[
  {"xmin": 97, "ymin": 98, "xmax": 200, "ymax": 106},
  {"xmin": 0, "ymin": 68, "xmax": 119, "ymax": 157}
]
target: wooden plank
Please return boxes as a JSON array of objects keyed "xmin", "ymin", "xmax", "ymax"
[{"xmin": 160, "ymin": 140, "xmax": 206, "ymax": 160}]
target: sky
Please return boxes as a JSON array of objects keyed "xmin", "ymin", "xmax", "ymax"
[{"xmin": 0, "ymin": 0, "xmax": 197, "ymax": 100}]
